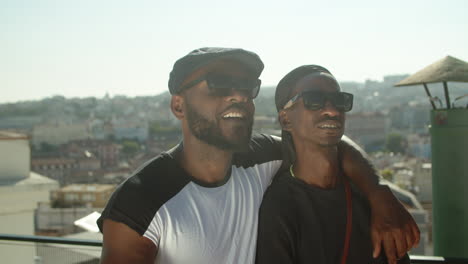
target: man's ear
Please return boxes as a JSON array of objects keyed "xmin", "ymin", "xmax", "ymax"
[
  {"xmin": 171, "ymin": 95, "xmax": 185, "ymax": 120},
  {"xmin": 278, "ymin": 110, "xmax": 292, "ymax": 131}
]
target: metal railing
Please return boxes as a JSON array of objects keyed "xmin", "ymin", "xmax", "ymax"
[
  {"xmin": 0, "ymin": 233, "xmax": 102, "ymax": 264},
  {"xmin": 0, "ymin": 233, "xmax": 102, "ymax": 246},
  {"xmin": 1, "ymin": 233, "xmax": 468, "ymax": 263}
]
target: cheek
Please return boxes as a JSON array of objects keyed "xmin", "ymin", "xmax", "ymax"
[
  {"xmin": 289, "ymin": 111, "xmax": 309, "ymax": 132},
  {"xmin": 290, "ymin": 110, "xmax": 324, "ymax": 135},
  {"xmin": 248, "ymin": 100, "xmax": 255, "ymax": 113}
]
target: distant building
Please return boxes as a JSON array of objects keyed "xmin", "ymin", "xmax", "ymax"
[
  {"xmin": 0, "ymin": 131, "xmax": 30, "ymax": 181},
  {"xmin": 112, "ymin": 118, "xmax": 149, "ymax": 142},
  {"xmin": 88, "ymin": 118, "xmax": 113, "ymax": 140},
  {"xmin": 345, "ymin": 112, "xmax": 389, "ymax": 151},
  {"xmin": 32, "ymin": 122, "xmax": 91, "ymax": 147},
  {"xmin": 369, "ymin": 152, "xmax": 406, "ymax": 171},
  {"xmin": 32, "ymin": 140, "xmax": 112, "ymax": 185},
  {"xmin": 0, "ymin": 131, "xmax": 59, "ymax": 263},
  {"xmin": 368, "ymin": 150, "xmax": 430, "ymax": 255},
  {"xmin": 50, "ymin": 184, "xmax": 115, "ymax": 208},
  {"xmin": 414, "ymin": 163, "xmax": 432, "ymax": 203},
  {"xmin": 77, "ymin": 155, "xmax": 101, "ymax": 171},
  {"xmin": 31, "ymin": 158, "xmax": 77, "ymax": 185},
  {"xmin": 383, "ymin": 180, "xmax": 429, "ymax": 255},
  {"xmin": 383, "ymin": 74, "xmax": 409, "ymax": 85},
  {"xmin": 35, "ymin": 202, "xmax": 102, "ymax": 236},
  {"xmin": 407, "ymin": 133, "xmax": 431, "ymax": 159},
  {"xmin": 391, "ymin": 162, "xmax": 414, "ymax": 190},
  {"xmin": 63, "ymin": 139, "xmax": 120, "ymax": 169},
  {"xmin": 0, "ymin": 116, "xmax": 42, "ymax": 130},
  {"xmin": 97, "ymin": 142, "xmax": 120, "ymax": 168},
  {"xmin": 88, "ymin": 116, "xmax": 150, "ymax": 142},
  {"xmin": 389, "ymin": 103, "xmax": 430, "ymax": 134}
]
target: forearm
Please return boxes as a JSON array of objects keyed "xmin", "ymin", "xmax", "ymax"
[
  {"xmin": 338, "ymin": 136, "xmax": 420, "ymax": 263},
  {"xmin": 338, "ymin": 136, "xmax": 381, "ymax": 198}
]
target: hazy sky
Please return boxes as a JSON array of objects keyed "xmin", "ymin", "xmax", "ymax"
[{"xmin": 2, "ymin": 0, "xmax": 467, "ymax": 103}]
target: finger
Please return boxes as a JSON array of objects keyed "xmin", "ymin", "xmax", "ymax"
[
  {"xmin": 394, "ymin": 230, "xmax": 408, "ymax": 258},
  {"xmin": 371, "ymin": 231, "xmax": 382, "ymax": 258},
  {"xmin": 405, "ymin": 221, "xmax": 418, "ymax": 249},
  {"xmin": 373, "ymin": 241, "xmax": 382, "ymax": 258},
  {"xmin": 405, "ymin": 229, "xmax": 414, "ymax": 252},
  {"xmin": 384, "ymin": 235, "xmax": 397, "ymax": 264},
  {"xmin": 411, "ymin": 222, "xmax": 421, "ymax": 248}
]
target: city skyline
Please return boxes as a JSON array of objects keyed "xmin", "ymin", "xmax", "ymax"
[{"xmin": 2, "ymin": 0, "xmax": 467, "ymax": 103}]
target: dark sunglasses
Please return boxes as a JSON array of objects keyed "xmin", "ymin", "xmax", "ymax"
[
  {"xmin": 283, "ymin": 91, "xmax": 354, "ymax": 112},
  {"xmin": 180, "ymin": 73, "xmax": 261, "ymax": 99}
]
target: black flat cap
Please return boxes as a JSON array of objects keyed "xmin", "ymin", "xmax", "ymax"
[{"xmin": 168, "ymin": 47, "xmax": 264, "ymax": 94}]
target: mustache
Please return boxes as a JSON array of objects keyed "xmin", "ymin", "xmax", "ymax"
[{"xmin": 316, "ymin": 115, "xmax": 343, "ymax": 123}]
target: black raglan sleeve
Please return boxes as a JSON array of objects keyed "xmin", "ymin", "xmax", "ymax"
[
  {"xmin": 97, "ymin": 153, "xmax": 191, "ymax": 236},
  {"xmin": 233, "ymin": 133, "xmax": 283, "ymax": 168}
]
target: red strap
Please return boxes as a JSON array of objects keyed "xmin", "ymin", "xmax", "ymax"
[{"xmin": 340, "ymin": 180, "xmax": 353, "ymax": 264}]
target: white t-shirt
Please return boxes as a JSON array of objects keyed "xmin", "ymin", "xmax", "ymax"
[{"xmin": 98, "ymin": 134, "xmax": 283, "ymax": 264}]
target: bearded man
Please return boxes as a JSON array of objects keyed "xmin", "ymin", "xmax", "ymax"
[{"xmin": 98, "ymin": 48, "xmax": 419, "ymax": 264}]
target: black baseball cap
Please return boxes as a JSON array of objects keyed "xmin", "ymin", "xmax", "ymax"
[
  {"xmin": 168, "ymin": 47, "xmax": 264, "ymax": 94},
  {"xmin": 275, "ymin": 65, "xmax": 336, "ymax": 111}
]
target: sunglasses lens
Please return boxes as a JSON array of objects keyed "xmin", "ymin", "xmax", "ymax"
[
  {"xmin": 301, "ymin": 92, "xmax": 353, "ymax": 112},
  {"xmin": 302, "ymin": 92, "xmax": 326, "ymax": 110},
  {"xmin": 206, "ymin": 74, "xmax": 260, "ymax": 99},
  {"xmin": 333, "ymin": 93, "xmax": 353, "ymax": 112},
  {"xmin": 244, "ymin": 79, "xmax": 260, "ymax": 99}
]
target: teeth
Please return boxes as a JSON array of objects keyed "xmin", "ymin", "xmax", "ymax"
[
  {"xmin": 319, "ymin": 124, "xmax": 340, "ymax": 129},
  {"xmin": 223, "ymin": 112, "xmax": 243, "ymax": 118}
]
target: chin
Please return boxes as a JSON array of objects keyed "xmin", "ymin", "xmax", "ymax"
[
  {"xmin": 225, "ymin": 125, "xmax": 252, "ymax": 142},
  {"xmin": 318, "ymin": 136, "xmax": 342, "ymax": 147},
  {"xmin": 318, "ymin": 142, "xmax": 340, "ymax": 148}
]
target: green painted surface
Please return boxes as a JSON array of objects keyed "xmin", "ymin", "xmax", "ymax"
[{"xmin": 430, "ymin": 109, "xmax": 468, "ymax": 257}]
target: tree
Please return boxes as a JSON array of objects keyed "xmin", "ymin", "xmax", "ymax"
[
  {"xmin": 385, "ymin": 133, "xmax": 408, "ymax": 154},
  {"xmin": 122, "ymin": 140, "xmax": 140, "ymax": 155},
  {"xmin": 380, "ymin": 168, "xmax": 394, "ymax": 182}
]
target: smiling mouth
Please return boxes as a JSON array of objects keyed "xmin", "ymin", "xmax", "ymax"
[
  {"xmin": 222, "ymin": 111, "xmax": 248, "ymax": 121},
  {"xmin": 317, "ymin": 123, "xmax": 342, "ymax": 129}
]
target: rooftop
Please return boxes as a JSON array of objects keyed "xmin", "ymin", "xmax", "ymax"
[
  {"xmin": 59, "ymin": 184, "xmax": 115, "ymax": 193},
  {"xmin": 0, "ymin": 131, "xmax": 28, "ymax": 140}
]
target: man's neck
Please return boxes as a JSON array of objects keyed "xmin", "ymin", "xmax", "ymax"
[
  {"xmin": 176, "ymin": 137, "xmax": 234, "ymax": 184},
  {"xmin": 293, "ymin": 145, "xmax": 341, "ymax": 189}
]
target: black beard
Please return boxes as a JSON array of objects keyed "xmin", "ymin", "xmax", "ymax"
[{"xmin": 185, "ymin": 100, "xmax": 253, "ymax": 152}]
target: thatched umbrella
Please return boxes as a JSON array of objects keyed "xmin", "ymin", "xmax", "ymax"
[{"xmin": 395, "ymin": 55, "xmax": 468, "ymax": 109}]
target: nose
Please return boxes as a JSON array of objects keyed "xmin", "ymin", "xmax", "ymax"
[
  {"xmin": 224, "ymin": 88, "xmax": 250, "ymax": 103},
  {"xmin": 321, "ymin": 101, "xmax": 341, "ymax": 117}
]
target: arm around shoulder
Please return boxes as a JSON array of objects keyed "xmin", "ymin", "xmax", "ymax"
[
  {"xmin": 100, "ymin": 219, "xmax": 158, "ymax": 264},
  {"xmin": 338, "ymin": 136, "xmax": 379, "ymax": 196},
  {"xmin": 338, "ymin": 136, "xmax": 420, "ymax": 264}
]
